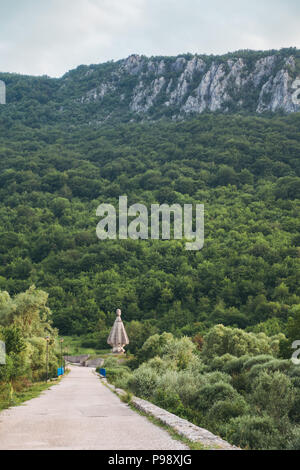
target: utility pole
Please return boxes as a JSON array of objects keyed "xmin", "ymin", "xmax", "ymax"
[
  {"xmin": 60, "ymin": 338, "xmax": 64, "ymax": 372},
  {"xmin": 45, "ymin": 336, "xmax": 50, "ymax": 381}
]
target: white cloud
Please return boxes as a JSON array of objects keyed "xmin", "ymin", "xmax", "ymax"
[{"xmin": 0, "ymin": 0, "xmax": 299, "ymax": 77}]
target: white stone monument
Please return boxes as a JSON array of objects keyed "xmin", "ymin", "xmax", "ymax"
[{"xmin": 107, "ymin": 309, "xmax": 129, "ymax": 354}]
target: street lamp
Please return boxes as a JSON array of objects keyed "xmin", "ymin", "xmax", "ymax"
[
  {"xmin": 45, "ymin": 336, "xmax": 50, "ymax": 381},
  {"xmin": 60, "ymin": 338, "xmax": 64, "ymax": 372}
]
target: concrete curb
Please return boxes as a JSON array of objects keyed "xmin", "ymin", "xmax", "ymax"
[{"xmin": 99, "ymin": 376, "xmax": 239, "ymax": 450}]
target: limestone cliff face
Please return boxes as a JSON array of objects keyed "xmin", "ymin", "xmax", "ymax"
[{"xmin": 61, "ymin": 49, "xmax": 300, "ymax": 120}]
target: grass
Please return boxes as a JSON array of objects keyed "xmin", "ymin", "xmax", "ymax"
[
  {"xmin": 57, "ymin": 336, "xmax": 111, "ymax": 357},
  {"xmin": 0, "ymin": 377, "xmax": 62, "ymax": 412},
  {"xmin": 128, "ymin": 402, "xmax": 211, "ymax": 451}
]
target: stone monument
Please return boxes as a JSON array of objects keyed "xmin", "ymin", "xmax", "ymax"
[{"xmin": 107, "ymin": 309, "xmax": 129, "ymax": 354}]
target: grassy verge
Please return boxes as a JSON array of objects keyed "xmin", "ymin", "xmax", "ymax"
[
  {"xmin": 129, "ymin": 402, "xmax": 211, "ymax": 450},
  {"xmin": 0, "ymin": 374, "xmax": 66, "ymax": 412},
  {"xmin": 99, "ymin": 375, "xmax": 210, "ymax": 451}
]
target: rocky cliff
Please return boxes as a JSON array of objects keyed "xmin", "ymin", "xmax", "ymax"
[
  {"xmin": 63, "ymin": 49, "xmax": 300, "ymax": 121},
  {"xmin": 1, "ymin": 48, "xmax": 300, "ymax": 124}
]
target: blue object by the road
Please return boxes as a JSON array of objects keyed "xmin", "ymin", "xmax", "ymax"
[
  {"xmin": 57, "ymin": 367, "xmax": 64, "ymax": 376},
  {"xmin": 100, "ymin": 368, "xmax": 106, "ymax": 377}
]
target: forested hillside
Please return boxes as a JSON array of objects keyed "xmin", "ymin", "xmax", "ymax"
[
  {"xmin": 0, "ymin": 111, "xmax": 299, "ymax": 349},
  {"xmin": 0, "ymin": 49, "xmax": 300, "ymax": 449}
]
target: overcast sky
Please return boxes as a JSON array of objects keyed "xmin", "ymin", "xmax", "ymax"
[{"xmin": 0, "ymin": 0, "xmax": 299, "ymax": 77}]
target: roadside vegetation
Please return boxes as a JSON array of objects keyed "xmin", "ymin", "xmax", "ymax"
[
  {"xmin": 0, "ymin": 287, "xmax": 60, "ymax": 408},
  {"xmin": 101, "ymin": 325, "xmax": 300, "ymax": 450}
]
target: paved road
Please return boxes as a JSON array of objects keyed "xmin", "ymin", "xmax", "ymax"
[{"xmin": 0, "ymin": 366, "xmax": 187, "ymax": 450}]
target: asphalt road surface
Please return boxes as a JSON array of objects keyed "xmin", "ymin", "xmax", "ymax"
[{"xmin": 0, "ymin": 365, "xmax": 188, "ymax": 450}]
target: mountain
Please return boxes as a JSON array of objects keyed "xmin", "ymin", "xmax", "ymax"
[
  {"xmin": 1, "ymin": 48, "xmax": 300, "ymax": 126},
  {"xmin": 0, "ymin": 48, "xmax": 299, "ymax": 339},
  {"xmin": 1, "ymin": 48, "xmax": 300, "ymax": 452}
]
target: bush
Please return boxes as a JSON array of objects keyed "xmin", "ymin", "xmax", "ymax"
[
  {"xmin": 231, "ymin": 371, "xmax": 249, "ymax": 393},
  {"xmin": 155, "ymin": 370, "xmax": 179, "ymax": 390},
  {"xmin": 137, "ymin": 332, "xmax": 174, "ymax": 363},
  {"xmin": 248, "ymin": 359, "xmax": 292, "ymax": 380},
  {"xmin": 146, "ymin": 356, "xmax": 176, "ymax": 373},
  {"xmin": 202, "ymin": 325, "xmax": 275, "ymax": 360},
  {"xmin": 223, "ymin": 355, "xmax": 250, "ymax": 374},
  {"xmin": 128, "ymin": 364, "xmax": 159, "ymax": 399},
  {"xmin": 162, "ymin": 336, "xmax": 197, "ymax": 370},
  {"xmin": 113, "ymin": 370, "xmax": 133, "ymax": 389},
  {"xmin": 224, "ymin": 414, "xmax": 279, "ymax": 450},
  {"xmin": 154, "ymin": 388, "xmax": 185, "ymax": 416},
  {"xmin": 289, "ymin": 393, "xmax": 300, "ymax": 424},
  {"xmin": 287, "ymin": 427, "xmax": 300, "ymax": 450},
  {"xmin": 186, "ymin": 356, "xmax": 208, "ymax": 375},
  {"xmin": 250, "ymin": 371, "xmax": 295, "ymax": 421},
  {"xmin": 197, "ymin": 381, "xmax": 239, "ymax": 412},
  {"xmin": 106, "ymin": 366, "xmax": 131, "ymax": 382},
  {"xmin": 176, "ymin": 373, "xmax": 201, "ymax": 405},
  {"xmin": 207, "ymin": 396, "xmax": 249, "ymax": 424},
  {"xmin": 242, "ymin": 354, "xmax": 274, "ymax": 371},
  {"xmin": 209, "ymin": 354, "xmax": 236, "ymax": 371},
  {"xmin": 204, "ymin": 371, "xmax": 232, "ymax": 385}
]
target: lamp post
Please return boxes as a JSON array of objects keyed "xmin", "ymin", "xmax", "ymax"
[
  {"xmin": 45, "ymin": 336, "xmax": 50, "ymax": 381},
  {"xmin": 60, "ymin": 338, "xmax": 64, "ymax": 372}
]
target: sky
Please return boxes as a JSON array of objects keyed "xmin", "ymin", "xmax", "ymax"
[{"xmin": 0, "ymin": 0, "xmax": 299, "ymax": 77}]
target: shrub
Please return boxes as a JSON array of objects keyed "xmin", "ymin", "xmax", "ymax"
[
  {"xmin": 162, "ymin": 336, "xmax": 197, "ymax": 370},
  {"xmin": 207, "ymin": 396, "xmax": 249, "ymax": 424},
  {"xmin": 242, "ymin": 354, "xmax": 274, "ymax": 371},
  {"xmin": 231, "ymin": 371, "xmax": 249, "ymax": 393},
  {"xmin": 154, "ymin": 388, "xmax": 185, "ymax": 416},
  {"xmin": 289, "ymin": 389, "xmax": 300, "ymax": 424},
  {"xmin": 103, "ymin": 356, "xmax": 120, "ymax": 368},
  {"xmin": 128, "ymin": 364, "xmax": 158, "ymax": 399},
  {"xmin": 113, "ymin": 371, "xmax": 133, "ymax": 389},
  {"xmin": 209, "ymin": 354, "xmax": 236, "ymax": 371},
  {"xmin": 196, "ymin": 381, "xmax": 239, "ymax": 413},
  {"xmin": 106, "ymin": 366, "xmax": 131, "ymax": 383},
  {"xmin": 248, "ymin": 359, "xmax": 292, "ymax": 380},
  {"xmin": 204, "ymin": 371, "xmax": 232, "ymax": 385},
  {"xmin": 202, "ymin": 325, "xmax": 275, "ymax": 360},
  {"xmin": 224, "ymin": 414, "xmax": 279, "ymax": 450},
  {"xmin": 155, "ymin": 370, "xmax": 178, "ymax": 389},
  {"xmin": 146, "ymin": 356, "xmax": 176, "ymax": 373},
  {"xmin": 223, "ymin": 355, "xmax": 250, "ymax": 374},
  {"xmin": 137, "ymin": 332, "xmax": 174, "ymax": 363},
  {"xmin": 250, "ymin": 371, "xmax": 295, "ymax": 421},
  {"xmin": 176, "ymin": 374, "xmax": 201, "ymax": 405},
  {"xmin": 287, "ymin": 427, "xmax": 300, "ymax": 450},
  {"xmin": 186, "ymin": 356, "xmax": 208, "ymax": 375}
]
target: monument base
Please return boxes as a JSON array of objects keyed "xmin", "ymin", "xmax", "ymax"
[{"xmin": 111, "ymin": 345, "xmax": 126, "ymax": 354}]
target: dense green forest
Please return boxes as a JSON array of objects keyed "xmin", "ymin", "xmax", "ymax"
[{"xmin": 0, "ymin": 113, "xmax": 299, "ymax": 350}]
